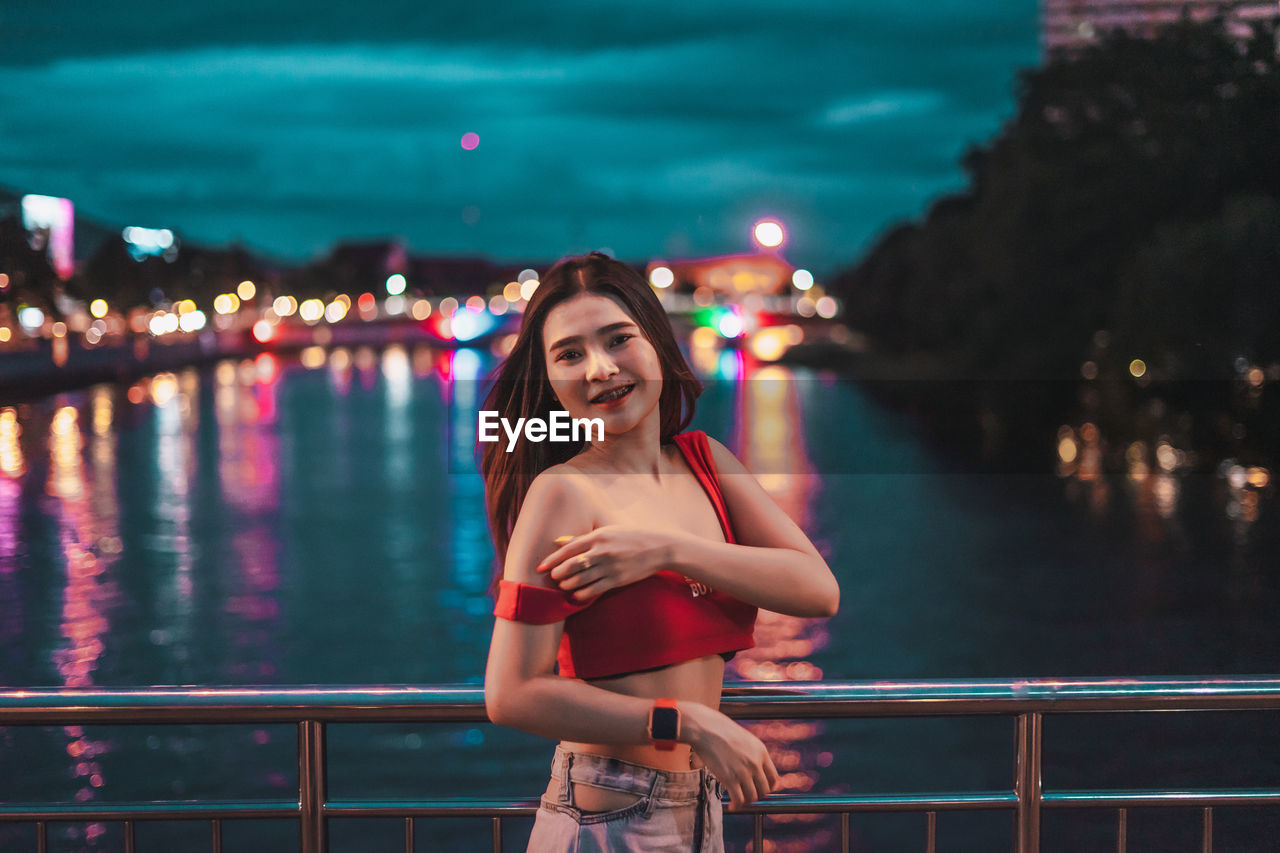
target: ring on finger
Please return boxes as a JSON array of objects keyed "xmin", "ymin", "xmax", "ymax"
[{"xmin": 576, "ymin": 554, "xmax": 592, "ymax": 570}]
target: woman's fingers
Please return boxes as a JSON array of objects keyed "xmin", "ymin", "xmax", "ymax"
[
  {"xmin": 535, "ymin": 533, "xmax": 592, "ymax": 575},
  {"xmin": 766, "ymin": 752, "xmax": 780, "ymax": 790},
  {"xmin": 752, "ymin": 766, "xmax": 772, "ymax": 802},
  {"xmin": 568, "ymin": 577, "xmax": 608, "ymax": 601},
  {"xmin": 724, "ymin": 780, "xmax": 746, "ymax": 811}
]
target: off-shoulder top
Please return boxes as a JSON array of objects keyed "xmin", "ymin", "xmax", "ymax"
[{"xmin": 492, "ymin": 430, "xmax": 758, "ymax": 679}]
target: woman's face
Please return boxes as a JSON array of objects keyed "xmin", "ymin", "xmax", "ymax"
[{"xmin": 542, "ymin": 292, "xmax": 663, "ymax": 435}]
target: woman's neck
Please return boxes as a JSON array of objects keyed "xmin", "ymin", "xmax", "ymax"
[{"xmin": 573, "ymin": 415, "xmax": 667, "ymax": 479}]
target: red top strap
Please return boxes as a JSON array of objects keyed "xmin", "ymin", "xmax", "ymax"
[
  {"xmin": 492, "ymin": 430, "xmax": 738, "ymax": 629},
  {"xmin": 493, "ymin": 579, "xmax": 589, "ymax": 624},
  {"xmin": 672, "ymin": 431, "xmax": 736, "ymax": 545}
]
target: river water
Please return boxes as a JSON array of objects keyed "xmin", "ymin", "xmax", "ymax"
[{"xmin": 1, "ymin": 343, "xmax": 1276, "ymax": 852}]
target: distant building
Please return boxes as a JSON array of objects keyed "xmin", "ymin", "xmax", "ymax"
[
  {"xmin": 645, "ymin": 252, "xmax": 794, "ymax": 298},
  {"xmin": 1042, "ymin": 0, "xmax": 1278, "ymax": 56}
]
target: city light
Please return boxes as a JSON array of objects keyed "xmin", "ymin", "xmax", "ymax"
[
  {"xmin": 90, "ymin": 299, "xmax": 109, "ymax": 318},
  {"xmin": 299, "ymin": 299, "xmax": 325, "ymax": 324},
  {"xmin": 517, "ymin": 269, "xmax": 539, "ymax": 283},
  {"xmin": 753, "ymin": 219, "xmax": 785, "ymax": 249},
  {"xmin": 122, "ymin": 226, "xmax": 177, "ymax": 261},
  {"xmin": 386, "ymin": 274, "xmax": 407, "ymax": 296},
  {"xmin": 520, "ymin": 279, "xmax": 538, "ymax": 301},
  {"xmin": 750, "ymin": 327, "xmax": 792, "ymax": 361},
  {"xmin": 718, "ymin": 310, "xmax": 745, "ymax": 339},
  {"xmin": 18, "ymin": 306, "xmax": 44, "ymax": 331},
  {"xmin": 451, "ymin": 309, "xmax": 496, "ymax": 342},
  {"xmin": 792, "ymin": 269, "xmax": 814, "ymax": 290},
  {"xmin": 252, "ymin": 320, "xmax": 275, "ymax": 343},
  {"xmin": 461, "ymin": 132, "xmax": 480, "ymax": 150},
  {"xmin": 213, "ymin": 294, "xmax": 240, "ymax": 315},
  {"xmin": 649, "ymin": 266, "xmax": 674, "ymax": 288},
  {"xmin": 325, "ymin": 299, "xmax": 349, "ymax": 323},
  {"xmin": 21, "ymin": 195, "xmax": 75, "ymax": 279},
  {"xmin": 237, "ymin": 280, "xmax": 256, "ymax": 301},
  {"xmin": 273, "ymin": 296, "xmax": 298, "ymax": 317},
  {"xmin": 178, "ymin": 310, "xmax": 206, "ymax": 332}
]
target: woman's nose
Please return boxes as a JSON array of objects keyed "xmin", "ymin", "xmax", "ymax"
[{"xmin": 585, "ymin": 348, "xmax": 619, "ymax": 381}]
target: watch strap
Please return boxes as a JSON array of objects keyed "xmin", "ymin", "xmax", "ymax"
[{"xmin": 648, "ymin": 698, "xmax": 680, "ymax": 751}]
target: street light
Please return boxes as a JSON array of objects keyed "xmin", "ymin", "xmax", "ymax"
[{"xmin": 752, "ymin": 219, "xmax": 785, "ymax": 250}]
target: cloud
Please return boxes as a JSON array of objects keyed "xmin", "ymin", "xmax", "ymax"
[
  {"xmin": 819, "ymin": 91, "xmax": 946, "ymax": 126},
  {"xmin": 0, "ymin": 2, "xmax": 1037, "ymax": 273}
]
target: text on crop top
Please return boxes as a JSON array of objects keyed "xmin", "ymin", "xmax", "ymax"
[{"xmin": 492, "ymin": 430, "xmax": 758, "ymax": 679}]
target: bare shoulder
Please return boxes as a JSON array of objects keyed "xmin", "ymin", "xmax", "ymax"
[
  {"xmin": 703, "ymin": 433, "xmax": 823, "ymax": 557},
  {"xmin": 704, "ymin": 434, "xmax": 752, "ymax": 477},
  {"xmin": 507, "ymin": 463, "xmax": 598, "ymax": 584},
  {"xmin": 524, "ymin": 462, "xmax": 601, "ymax": 507}
]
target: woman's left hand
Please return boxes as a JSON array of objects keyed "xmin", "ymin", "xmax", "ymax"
[{"xmin": 537, "ymin": 526, "xmax": 682, "ymax": 602}]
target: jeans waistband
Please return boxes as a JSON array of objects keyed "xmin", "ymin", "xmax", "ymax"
[{"xmin": 550, "ymin": 745, "xmax": 713, "ymax": 802}]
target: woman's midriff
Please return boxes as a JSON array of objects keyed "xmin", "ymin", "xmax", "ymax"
[{"xmin": 550, "ymin": 654, "xmax": 725, "ymax": 812}]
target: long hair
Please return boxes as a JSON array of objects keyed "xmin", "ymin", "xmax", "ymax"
[{"xmin": 480, "ymin": 252, "xmax": 701, "ymax": 594}]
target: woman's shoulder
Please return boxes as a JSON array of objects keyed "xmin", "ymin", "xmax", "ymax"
[
  {"xmin": 525, "ymin": 461, "xmax": 600, "ymax": 504},
  {"xmin": 676, "ymin": 431, "xmax": 747, "ymax": 476}
]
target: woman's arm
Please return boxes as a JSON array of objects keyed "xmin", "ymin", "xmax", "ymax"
[
  {"xmin": 538, "ymin": 438, "xmax": 841, "ymax": 617},
  {"xmin": 483, "ymin": 466, "xmax": 779, "ymax": 808},
  {"xmin": 485, "ymin": 467, "xmax": 682, "ymax": 740},
  {"xmin": 670, "ymin": 436, "xmax": 840, "ymax": 618}
]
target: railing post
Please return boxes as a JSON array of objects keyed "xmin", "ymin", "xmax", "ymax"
[
  {"xmin": 1014, "ymin": 712, "xmax": 1042, "ymax": 853},
  {"xmin": 299, "ymin": 720, "xmax": 328, "ymax": 853}
]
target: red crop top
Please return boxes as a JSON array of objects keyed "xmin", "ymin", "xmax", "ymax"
[{"xmin": 492, "ymin": 430, "xmax": 758, "ymax": 679}]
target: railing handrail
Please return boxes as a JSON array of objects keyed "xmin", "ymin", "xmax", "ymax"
[
  {"xmin": 3, "ymin": 677, "xmax": 1280, "ymax": 852},
  {"xmin": 2, "ymin": 676, "xmax": 1279, "ymax": 723}
]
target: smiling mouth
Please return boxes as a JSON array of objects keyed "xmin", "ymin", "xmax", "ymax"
[{"xmin": 590, "ymin": 384, "xmax": 635, "ymax": 404}]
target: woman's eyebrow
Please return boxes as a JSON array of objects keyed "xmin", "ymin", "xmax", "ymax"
[{"xmin": 548, "ymin": 321, "xmax": 637, "ymax": 351}]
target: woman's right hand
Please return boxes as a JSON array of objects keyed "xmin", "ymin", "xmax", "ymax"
[{"xmin": 680, "ymin": 701, "xmax": 780, "ymax": 811}]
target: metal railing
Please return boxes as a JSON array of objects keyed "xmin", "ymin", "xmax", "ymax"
[{"xmin": 2, "ymin": 677, "xmax": 1279, "ymax": 852}]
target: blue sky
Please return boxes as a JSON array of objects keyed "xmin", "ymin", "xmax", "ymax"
[{"xmin": 0, "ymin": 1, "xmax": 1038, "ymax": 275}]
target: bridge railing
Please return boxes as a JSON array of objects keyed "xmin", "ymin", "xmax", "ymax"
[{"xmin": 2, "ymin": 677, "xmax": 1279, "ymax": 852}]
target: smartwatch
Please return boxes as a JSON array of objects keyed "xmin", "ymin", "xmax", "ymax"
[{"xmin": 647, "ymin": 698, "xmax": 680, "ymax": 751}]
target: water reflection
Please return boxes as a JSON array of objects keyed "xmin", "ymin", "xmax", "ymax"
[
  {"xmin": 214, "ymin": 359, "xmax": 283, "ymax": 683},
  {"xmin": 722, "ymin": 358, "xmax": 836, "ymax": 852},
  {"xmin": 48, "ymin": 398, "xmax": 122, "ymax": 849},
  {"xmin": 1058, "ymin": 415, "xmax": 1273, "ymax": 552}
]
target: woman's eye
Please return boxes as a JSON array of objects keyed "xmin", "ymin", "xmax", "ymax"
[
  {"xmin": 610, "ymin": 334, "xmax": 633, "ymax": 347},
  {"xmin": 556, "ymin": 350, "xmax": 581, "ymax": 362}
]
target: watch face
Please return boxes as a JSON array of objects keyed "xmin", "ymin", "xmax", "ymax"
[{"xmin": 650, "ymin": 706, "xmax": 679, "ymax": 741}]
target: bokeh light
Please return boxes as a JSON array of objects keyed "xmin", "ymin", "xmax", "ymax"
[
  {"xmin": 649, "ymin": 267, "xmax": 674, "ymax": 288},
  {"xmin": 753, "ymin": 219, "xmax": 785, "ymax": 248}
]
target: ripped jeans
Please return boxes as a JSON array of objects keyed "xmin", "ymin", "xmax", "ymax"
[{"xmin": 526, "ymin": 745, "xmax": 726, "ymax": 852}]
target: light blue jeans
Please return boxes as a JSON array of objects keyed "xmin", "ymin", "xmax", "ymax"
[{"xmin": 527, "ymin": 745, "xmax": 726, "ymax": 852}]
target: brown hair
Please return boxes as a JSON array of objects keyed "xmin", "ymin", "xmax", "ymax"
[{"xmin": 479, "ymin": 252, "xmax": 701, "ymax": 594}]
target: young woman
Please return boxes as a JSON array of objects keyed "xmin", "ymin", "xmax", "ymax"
[{"xmin": 481, "ymin": 252, "xmax": 839, "ymax": 851}]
